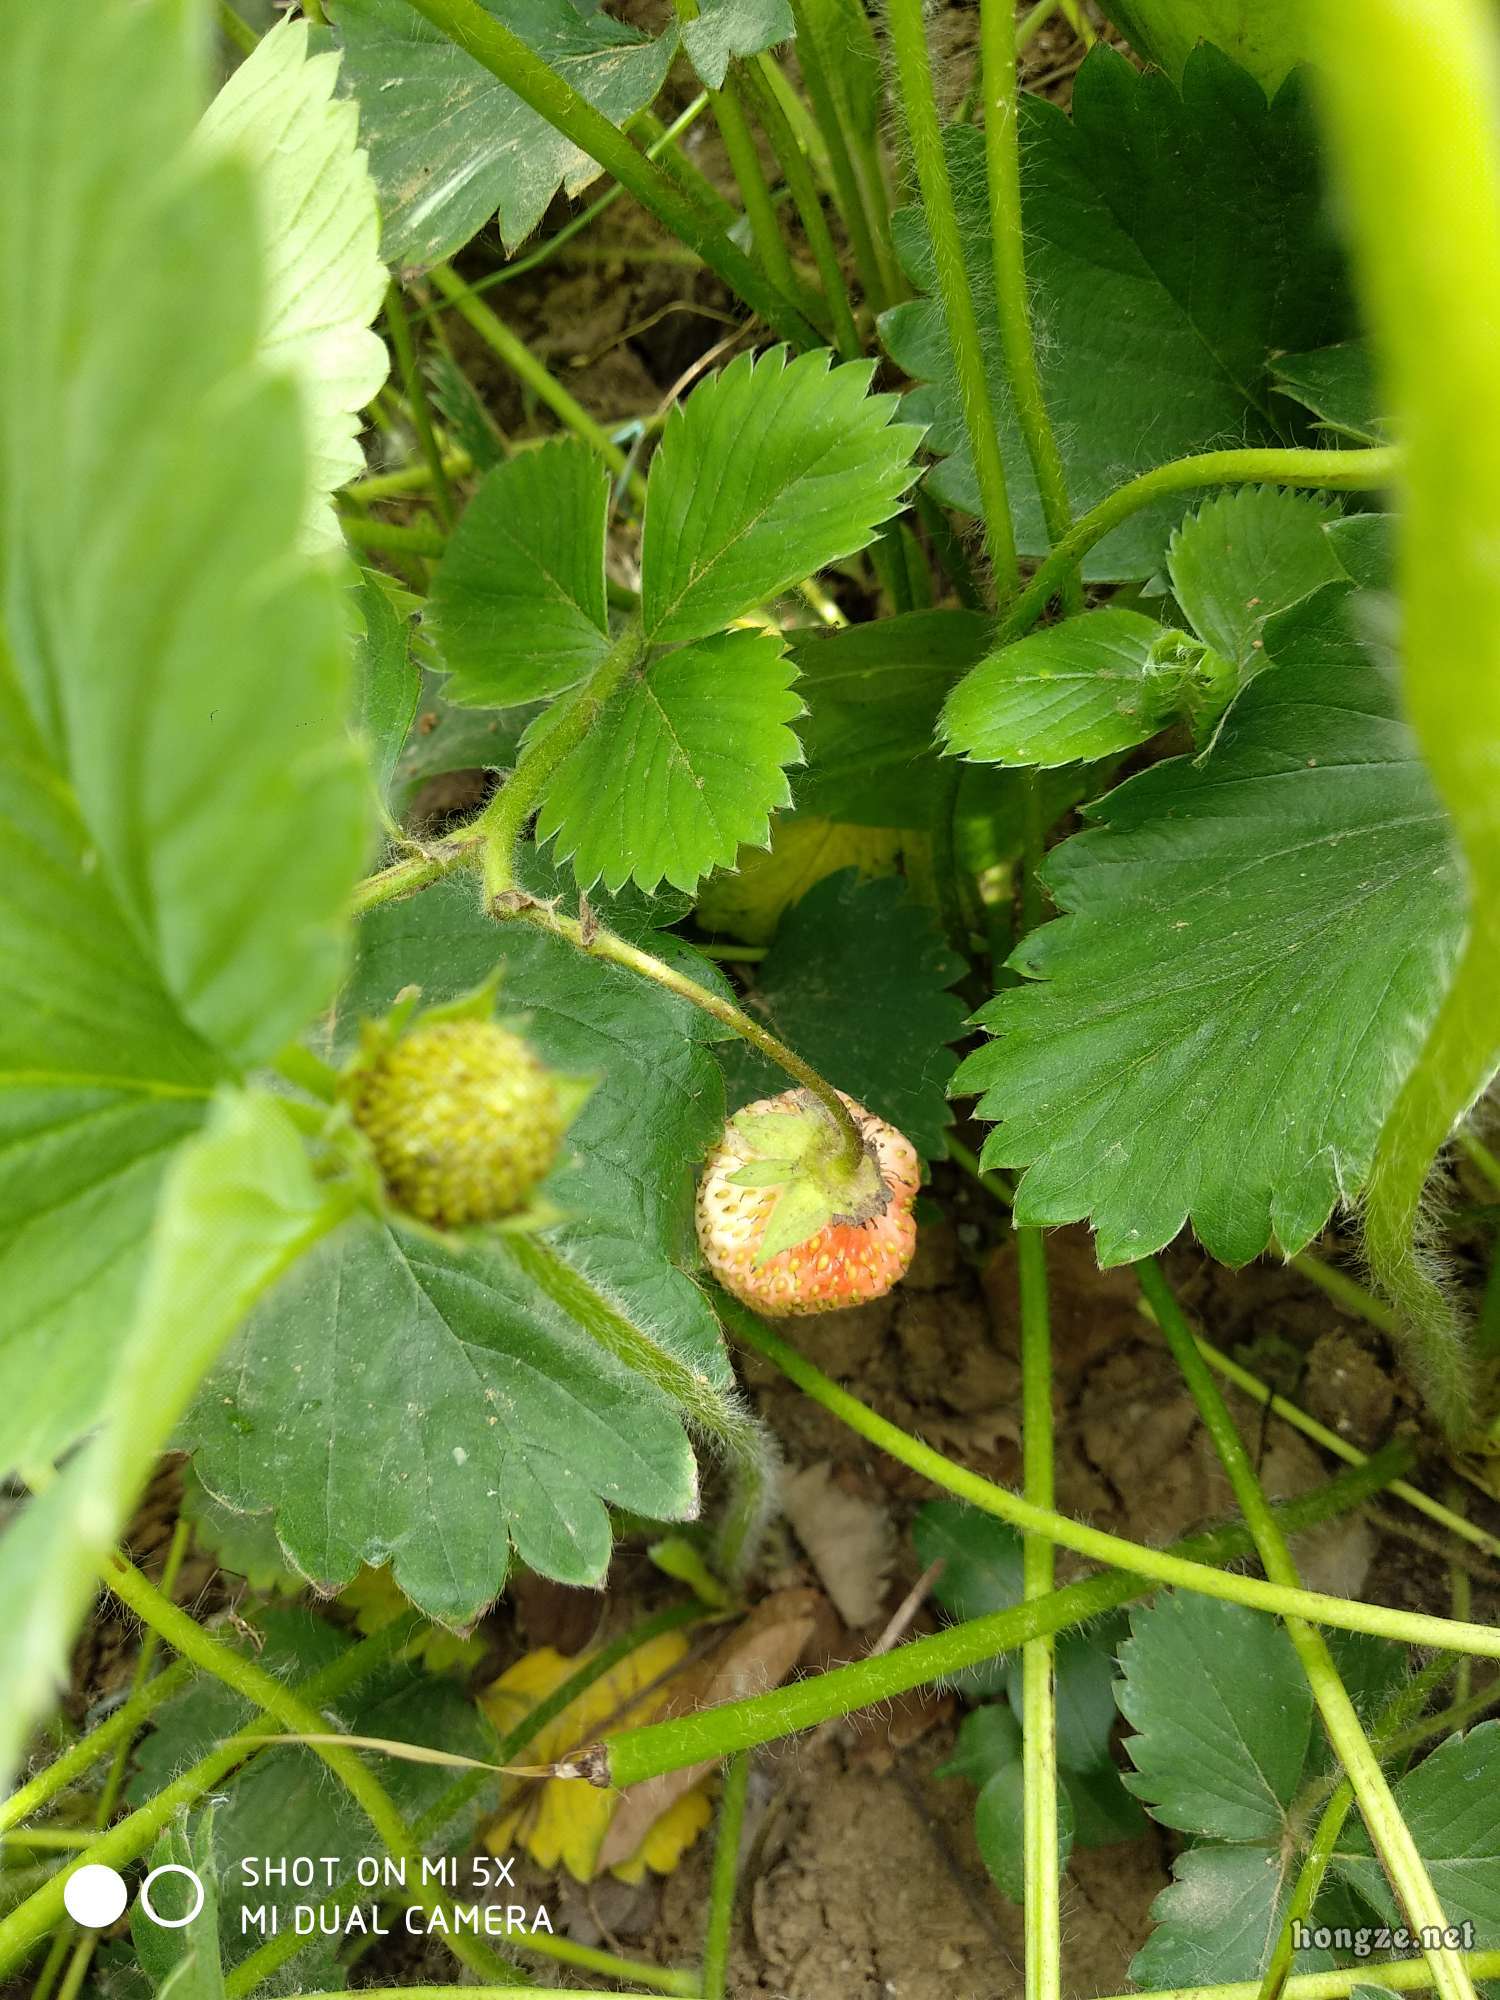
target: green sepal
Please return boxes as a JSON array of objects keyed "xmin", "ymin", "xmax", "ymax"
[{"xmin": 725, "ymin": 1095, "xmax": 884, "ymax": 1265}]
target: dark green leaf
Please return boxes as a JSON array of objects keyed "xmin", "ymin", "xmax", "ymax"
[
  {"xmin": 354, "ymin": 571, "xmax": 422, "ymax": 803},
  {"xmin": 976, "ymin": 1760, "xmax": 1075, "ymax": 1904},
  {"xmin": 640, "ymin": 348, "xmax": 923, "ymax": 644},
  {"xmin": 880, "ymin": 49, "xmax": 1351, "ymax": 576},
  {"xmin": 719, "ymin": 872, "xmax": 969, "ymax": 1160},
  {"xmin": 1130, "ymin": 1843, "xmax": 1312, "ymax": 1988},
  {"xmin": 536, "ymin": 630, "xmax": 804, "ymax": 893},
  {"xmin": 681, "ymin": 0, "xmax": 794, "ymax": 89},
  {"xmin": 1118, "ymin": 1595, "xmax": 1312, "ymax": 1840},
  {"xmin": 389, "ymin": 677, "xmax": 536, "ymax": 819},
  {"xmin": 426, "ymin": 441, "xmax": 611, "ymax": 708},
  {"xmin": 913, "ymin": 1501, "xmax": 1024, "ymax": 1697},
  {"xmin": 1332, "ymin": 1723, "xmax": 1500, "ymax": 1943},
  {"xmin": 335, "ymin": 0, "xmax": 677, "ymax": 264},
  {"xmin": 954, "ymin": 589, "xmax": 1464, "ymax": 1265},
  {"xmin": 1093, "ymin": 1, "xmax": 1316, "ymax": 91},
  {"xmin": 1166, "ymin": 489, "xmax": 1347, "ymax": 671},
  {"xmin": 1270, "ymin": 341, "xmax": 1388, "ymax": 446},
  {"xmin": 936, "ymin": 1703, "xmax": 1022, "ymax": 1783}
]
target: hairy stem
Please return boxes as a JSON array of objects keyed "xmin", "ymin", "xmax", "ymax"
[
  {"xmin": 700, "ymin": 1750, "xmax": 750, "ymax": 1997},
  {"xmin": 723, "ymin": 1313, "xmax": 1500, "ymax": 1659},
  {"xmin": 784, "ymin": 2, "xmax": 893, "ymax": 310},
  {"xmin": 1, "ymin": 1661, "xmax": 192, "ymax": 1834},
  {"xmin": 1017, "ymin": 1230, "xmax": 1061, "ymax": 2000},
  {"xmin": 994, "ymin": 445, "xmax": 1399, "ymax": 644},
  {"xmin": 980, "ymin": 0, "xmax": 1076, "ymax": 607},
  {"xmin": 886, "ymin": 0, "xmax": 1018, "ymax": 595},
  {"xmin": 401, "ymin": 0, "xmax": 819, "ymax": 348},
  {"xmin": 383, "ymin": 283, "xmax": 457, "ymax": 530},
  {"xmin": 1137, "ymin": 1260, "xmax": 1477, "ymax": 2000}
]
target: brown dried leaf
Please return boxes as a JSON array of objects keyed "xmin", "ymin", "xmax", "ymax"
[{"xmin": 781, "ymin": 1461, "xmax": 895, "ymax": 1628}]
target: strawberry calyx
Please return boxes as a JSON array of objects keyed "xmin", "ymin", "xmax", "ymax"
[{"xmin": 725, "ymin": 1091, "xmax": 889, "ymax": 1266}]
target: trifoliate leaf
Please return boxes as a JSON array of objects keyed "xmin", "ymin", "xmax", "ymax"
[
  {"xmin": 335, "ymin": 0, "xmax": 677, "ymax": 265},
  {"xmin": 1118, "ymin": 1595, "xmax": 1311, "ymax": 1841},
  {"xmin": 880, "ymin": 48, "xmax": 1351, "ymax": 576},
  {"xmin": 537, "ymin": 630, "xmax": 804, "ymax": 894},
  {"xmin": 719, "ymin": 872, "xmax": 968, "ymax": 1160},
  {"xmin": 1270, "ymin": 341, "xmax": 1388, "ymax": 446},
  {"xmin": 1331, "ymin": 1724, "xmax": 1500, "ymax": 1942},
  {"xmin": 197, "ymin": 17, "xmax": 388, "ymax": 553},
  {"xmin": 1166, "ymin": 489, "xmax": 1347, "ymax": 671},
  {"xmin": 1095, "ymin": 0, "xmax": 1316, "ymax": 92},
  {"xmin": 426, "ymin": 441, "xmax": 611, "ymax": 708},
  {"xmin": 640, "ymin": 348, "xmax": 923, "ymax": 644},
  {"xmin": 940, "ymin": 609, "xmax": 1233, "ymax": 768},
  {"xmin": 681, "ymin": 0, "xmax": 794, "ymax": 89},
  {"xmin": 697, "ymin": 819, "xmax": 906, "ymax": 944},
  {"xmin": 954, "ymin": 588, "xmax": 1465, "ymax": 1265},
  {"xmin": 483, "ymin": 1634, "xmax": 709, "ymax": 1880}
]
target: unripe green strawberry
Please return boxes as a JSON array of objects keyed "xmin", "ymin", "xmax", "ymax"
[
  {"xmin": 697, "ymin": 1089, "xmax": 920, "ymax": 1316},
  {"xmin": 352, "ymin": 1019, "xmax": 565, "ymax": 1227}
]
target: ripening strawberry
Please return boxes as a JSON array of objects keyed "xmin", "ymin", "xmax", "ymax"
[
  {"xmin": 352, "ymin": 1018, "xmax": 567, "ymax": 1227},
  {"xmin": 696, "ymin": 1088, "xmax": 920, "ymax": 1316}
]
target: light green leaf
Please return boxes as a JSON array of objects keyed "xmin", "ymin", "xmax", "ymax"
[
  {"xmin": 335, "ymin": 0, "xmax": 678, "ymax": 265},
  {"xmin": 1094, "ymin": 0, "xmax": 1316, "ymax": 92},
  {"xmin": 426, "ymin": 440, "xmax": 611, "ymax": 708},
  {"xmin": 1332, "ymin": 1724, "xmax": 1500, "ymax": 1943},
  {"xmin": 537, "ymin": 629, "xmax": 803, "ymax": 893},
  {"xmin": 0, "ymin": 1090, "xmax": 343, "ymax": 1790},
  {"xmin": 681, "ymin": 0, "xmax": 795, "ymax": 88},
  {"xmin": 1166, "ymin": 489, "xmax": 1348, "ymax": 670},
  {"xmin": 640, "ymin": 347, "xmax": 923, "ymax": 644},
  {"xmin": 132, "ymin": 1813, "xmax": 224, "ymax": 2000},
  {"xmin": 0, "ymin": 0, "xmax": 369, "ymax": 1481},
  {"xmin": 718, "ymin": 871, "xmax": 968, "ymax": 1160},
  {"xmin": 880, "ymin": 48, "xmax": 1352, "ymax": 576},
  {"xmin": 940, "ymin": 609, "xmax": 1223, "ymax": 768},
  {"xmin": 954, "ymin": 589, "xmax": 1465, "ymax": 1265},
  {"xmin": 197, "ymin": 16, "xmax": 388, "ymax": 552},
  {"xmin": 1118, "ymin": 1595, "xmax": 1311, "ymax": 1841},
  {"xmin": 1269, "ymin": 342, "xmax": 1388, "ymax": 446}
]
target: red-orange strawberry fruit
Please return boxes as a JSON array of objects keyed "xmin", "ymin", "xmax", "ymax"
[{"xmin": 696, "ymin": 1088, "xmax": 920, "ymax": 1316}]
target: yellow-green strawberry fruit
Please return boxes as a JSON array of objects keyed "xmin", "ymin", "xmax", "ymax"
[{"xmin": 353, "ymin": 1020, "xmax": 565, "ymax": 1226}]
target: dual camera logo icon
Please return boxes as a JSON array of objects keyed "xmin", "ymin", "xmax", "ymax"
[{"xmin": 63, "ymin": 1862, "xmax": 205, "ymax": 1931}]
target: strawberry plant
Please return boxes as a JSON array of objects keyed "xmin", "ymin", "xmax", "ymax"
[{"xmin": 5, "ymin": 0, "xmax": 1500, "ymax": 1996}]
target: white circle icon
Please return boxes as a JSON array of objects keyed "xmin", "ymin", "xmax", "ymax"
[
  {"xmin": 62, "ymin": 1864, "xmax": 129, "ymax": 1929},
  {"xmin": 139, "ymin": 1863, "xmax": 205, "ymax": 1929}
]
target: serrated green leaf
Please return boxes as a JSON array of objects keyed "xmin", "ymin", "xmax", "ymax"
[
  {"xmin": 1095, "ymin": 1, "xmax": 1315, "ymax": 91},
  {"xmin": 334, "ymin": 0, "xmax": 677, "ymax": 265},
  {"xmin": 354, "ymin": 570, "xmax": 422, "ymax": 805},
  {"xmin": 1167, "ymin": 489, "xmax": 1348, "ymax": 671},
  {"xmin": 880, "ymin": 49, "xmax": 1351, "ymax": 577},
  {"xmin": 185, "ymin": 1219, "xmax": 699, "ymax": 1625},
  {"xmin": 1130, "ymin": 1843, "xmax": 1315, "ymax": 1988},
  {"xmin": 681, "ymin": 0, "xmax": 794, "ymax": 88},
  {"xmin": 132, "ymin": 1813, "xmax": 224, "ymax": 2000},
  {"xmin": 0, "ymin": 1090, "xmax": 343, "ymax": 1789},
  {"xmin": 719, "ymin": 872, "xmax": 968, "ymax": 1160},
  {"xmin": 940, "ymin": 609, "xmax": 1212, "ymax": 768},
  {"xmin": 1270, "ymin": 342, "xmax": 1388, "ymax": 446},
  {"xmin": 197, "ymin": 17, "xmax": 388, "ymax": 553},
  {"xmin": 0, "ymin": 0, "xmax": 366, "ymax": 1510},
  {"xmin": 181, "ymin": 880, "xmax": 729, "ymax": 1624},
  {"xmin": 954, "ymin": 589, "xmax": 1465, "ymax": 1265},
  {"xmin": 1118, "ymin": 1595, "xmax": 1312, "ymax": 1840},
  {"xmin": 1331, "ymin": 1723, "xmax": 1500, "ymax": 1943},
  {"xmin": 538, "ymin": 629, "xmax": 803, "ymax": 894},
  {"xmin": 640, "ymin": 348, "xmax": 923, "ymax": 644},
  {"xmin": 787, "ymin": 609, "xmax": 992, "ymax": 826},
  {"xmin": 426, "ymin": 440, "xmax": 611, "ymax": 708}
]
